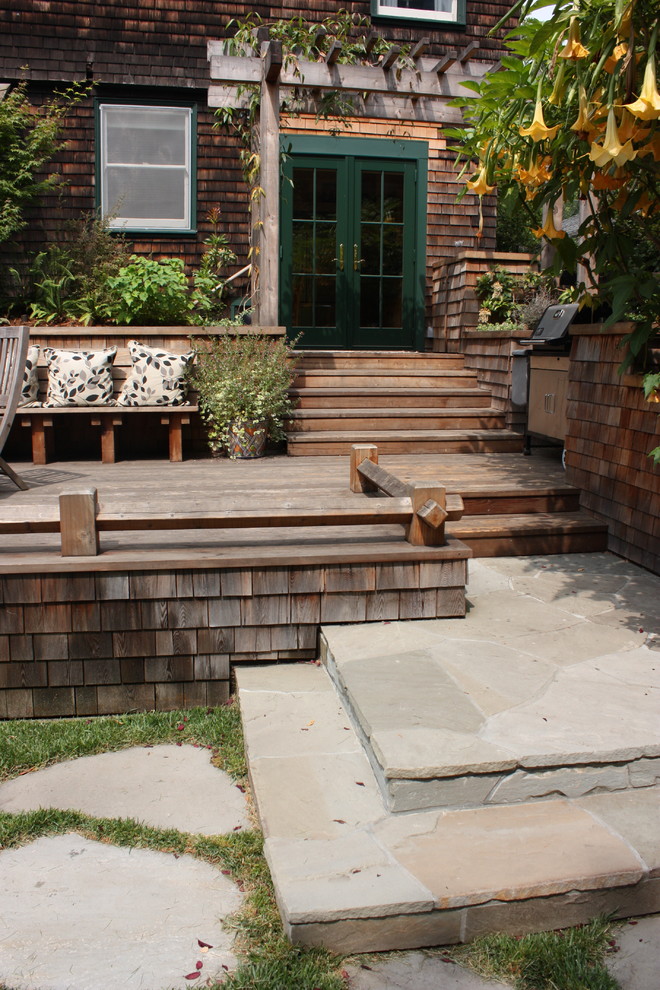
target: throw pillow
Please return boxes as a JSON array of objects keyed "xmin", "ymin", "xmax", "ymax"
[
  {"xmin": 19, "ymin": 345, "xmax": 40, "ymax": 406},
  {"xmin": 117, "ymin": 340, "xmax": 194, "ymax": 406},
  {"xmin": 43, "ymin": 347, "xmax": 117, "ymax": 406}
]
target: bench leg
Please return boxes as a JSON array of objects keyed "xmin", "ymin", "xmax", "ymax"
[
  {"xmin": 31, "ymin": 416, "xmax": 53, "ymax": 465},
  {"xmin": 99, "ymin": 419, "xmax": 118, "ymax": 464},
  {"xmin": 164, "ymin": 413, "xmax": 184, "ymax": 462}
]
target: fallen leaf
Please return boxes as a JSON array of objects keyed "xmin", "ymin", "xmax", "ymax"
[
  {"xmin": 176, "ymin": 724, "xmax": 184, "ymax": 731},
  {"xmin": 221, "ymin": 870, "xmax": 231, "ymax": 875},
  {"xmin": 222, "ymin": 964, "xmax": 229, "ymax": 972},
  {"xmin": 197, "ymin": 940, "xmax": 213, "ymax": 949},
  {"xmin": 333, "ymin": 819, "xmax": 346, "ymax": 824},
  {"xmin": 184, "ymin": 973, "xmax": 200, "ymax": 980},
  {"xmin": 236, "ymin": 784, "xmax": 245, "ymax": 793},
  {"xmin": 355, "ymin": 781, "xmax": 365, "ymax": 787},
  {"xmin": 306, "ymin": 720, "xmax": 315, "ymax": 726},
  {"xmin": 350, "ymin": 868, "xmax": 361, "ymax": 874},
  {"xmin": 195, "ymin": 960, "xmax": 203, "ymax": 970},
  {"xmin": 233, "ymin": 825, "xmax": 242, "ymax": 831}
]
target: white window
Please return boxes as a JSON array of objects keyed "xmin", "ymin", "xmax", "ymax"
[
  {"xmin": 373, "ymin": 0, "xmax": 461, "ymax": 22},
  {"xmin": 98, "ymin": 104, "xmax": 193, "ymax": 232}
]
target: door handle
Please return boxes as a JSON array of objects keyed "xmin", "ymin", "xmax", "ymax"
[
  {"xmin": 353, "ymin": 244, "xmax": 365, "ymax": 271},
  {"xmin": 333, "ymin": 243, "xmax": 344, "ymax": 271}
]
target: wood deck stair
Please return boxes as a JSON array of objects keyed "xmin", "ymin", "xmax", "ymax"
[{"xmin": 287, "ymin": 350, "xmax": 523, "ymax": 456}]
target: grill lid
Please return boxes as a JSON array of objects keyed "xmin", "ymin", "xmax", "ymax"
[{"xmin": 521, "ymin": 302, "xmax": 579, "ymax": 345}]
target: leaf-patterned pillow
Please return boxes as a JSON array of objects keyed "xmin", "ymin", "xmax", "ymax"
[
  {"xmin": 19, "ymin": 345, "xmax": 40, "ymax": 406},
  {"xmin": 117, "ymin": 340, "xmax": 193, "ymax": 407},
  {"xmin": 43, "ymin": 347, "xmax": 117, "ymax": 407}
]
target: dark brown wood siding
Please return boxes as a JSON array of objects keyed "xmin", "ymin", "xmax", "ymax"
[{"xmin": 1, "ymin": 1, "xmax": 514, "ymax": 87}]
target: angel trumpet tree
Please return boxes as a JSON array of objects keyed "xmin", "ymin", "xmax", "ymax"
[{"xmin": 449, "ymin": 0, "xmax": 659, "ymax": 384}]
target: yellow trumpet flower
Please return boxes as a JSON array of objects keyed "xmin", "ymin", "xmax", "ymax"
[
  {"xmin": 519, "ymin": 101, "xmax": 561, "ymax": 142},
  {"xmin": 466, "ymin": 167, "xmax": 495, "ymax": 196},
  {"xmin": 532, "ymin": 208, "xmax": 566, "ymax": 240},
  {"xmin": 548, "ymin": 62, "xmax": 566, "ymax": 106},
  {"xmin": 589, "ymin": 108, "xmax": 637, "ymax": 167},
  {"xmin": 625, "ymin": 57, "xmax": 660, "ymax": 120},
  {"xmin": 570, "ymin": 87, "xmax": 597, "ymax": 136},
  {"xmin": 559, "ymin": 18, "xmax": 589, "ymax": 60},
  {"xmin": 604, "ymin": 42, "xmax": 628, "ymax": 74},
  {"xmin": 516, "ymin": 157, "xmax": 553, "ymax": 187}
]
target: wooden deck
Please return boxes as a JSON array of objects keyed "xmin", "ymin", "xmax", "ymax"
[
  {"xmin": 0, "ymin": 450, "xmax": 608, "ymax": 719},
  {"xmin": 0, "ymin": 448, "xmax": 588, "ymax": 567}
]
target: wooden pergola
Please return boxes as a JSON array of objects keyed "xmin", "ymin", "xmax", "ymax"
[{"xmin": 207, "ymin": 38, "xmax": 494, "ymax": 324}]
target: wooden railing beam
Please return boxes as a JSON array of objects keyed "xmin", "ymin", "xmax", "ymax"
[{"xmin": 350, "ymin": 443, "xmax": 378, "ymax": 492}]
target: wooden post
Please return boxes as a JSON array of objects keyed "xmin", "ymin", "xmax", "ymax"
[
  {"xmin": 60, "ymin": 489, "xmax": 99, "ymax": 557},
  {"xmin": 257, "ymin": 41, "xmax": 282, "ymax": 327},
  {"xmin": 350, "ymin": 444, "xmax": 378, "ymax": 492},
  {"xmin": 406, "ymin": 483, "xmax": 447, "ymax": 547}
]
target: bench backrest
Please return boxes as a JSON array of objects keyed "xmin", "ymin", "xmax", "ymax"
[{"xmin": 0, "ymin": 326, "xmax": 30, "ymax": 453}]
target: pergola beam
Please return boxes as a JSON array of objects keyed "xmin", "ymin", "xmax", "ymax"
[{"xmin": 209, "ymin": 54, "xmax": 488, "ymax": 99}]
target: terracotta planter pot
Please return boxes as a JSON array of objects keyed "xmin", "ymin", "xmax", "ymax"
[{"xmin": 226, "ymin": 420, "xmax": 267, "ymax": 459}]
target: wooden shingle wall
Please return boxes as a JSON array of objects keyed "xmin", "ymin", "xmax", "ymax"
[
  {"xmin": 0, "ymin": 559, "xmax": 467, "ymax": 718},
  {"xmin": 565, "ymin": 329, "xmax": 660, "ymax": 576},
  {"xmin": 1, "ymin": 1, "xmax": 515, "ymax": 88}
]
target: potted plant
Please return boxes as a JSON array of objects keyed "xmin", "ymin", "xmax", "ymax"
[{"xmin": 191, "ymin": 331, "xmax": 299, "ymax": 458}]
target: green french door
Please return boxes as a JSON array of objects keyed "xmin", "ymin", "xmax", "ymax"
[{"xmin": 280, "ymin": 151, "xmax": 423, "ymax": 349}]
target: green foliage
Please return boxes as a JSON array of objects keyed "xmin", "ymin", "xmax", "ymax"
[
  {"xmin": 191, "ymin": 333, "xmax": 299, "ymax": 454},
  {"xmin": 191, "ymin": 208, "xmax": 239, "ymax": 324},
  {"xmin": 496, "ymin": 183, "xmax": 542, "ymax": 253},
  {"xmin": 453, "ymin": 916, "xmax": 621, "ymax": 990},
  {"xmin": 102, "ymin": 255, "xmax": 194, "ymax": 326},
  {"xmin": 450, "ymin": 0, "xmax": 660, "ymax": 368},
  {"xmin": 14, "ymin": 211, "xmax": 131, "ymax": 324},
  {"xmin": 475, "ymin": 266, "xmax": 560, "ymax": 330},
  {"xmin": 0, "ymin": 81, "xmax": 90, "ymax": 244}
]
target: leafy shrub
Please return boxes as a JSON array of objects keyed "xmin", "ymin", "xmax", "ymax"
[
  {"xmin": 191, "ymin": 333, "xmax": 298, "ymax": 454},
  {"xmin": 102, "ymin": 256, "xmax": 194, "ymax": 326},
  {"xmin": 475, "ymin": 267, "xmax": 560, "ymax": 331},
  {"xmin": 11, "ymin": 212, "xmax": 131, "ymax": 324}
]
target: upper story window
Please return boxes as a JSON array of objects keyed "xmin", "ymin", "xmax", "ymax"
[
  {"xmin": 372, "ymin": 0, "xmax": 465, "ymax": 25},
  {"xmin": 97, "ymin": 103, "xmax": 195, "ymax": 234}
]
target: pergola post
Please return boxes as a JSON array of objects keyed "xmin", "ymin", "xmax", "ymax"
[{"xmin": 256, "ymin": 41, "xmax": 282, "ymax": 326}]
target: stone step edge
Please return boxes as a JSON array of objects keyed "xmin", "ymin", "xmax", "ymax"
[
  {"xmin": 320, "ymin": 632, "xmax": 660, "ymax": 814},
  {"xmin": 236, "ymin": 664, "xmax": 659, "ymax": 954}
]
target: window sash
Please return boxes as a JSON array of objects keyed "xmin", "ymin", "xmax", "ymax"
[
  {"xmin": 374, "ymin": 0, "xmax": 459, "ymax": 21},
  {"xmin": 99, "ymin": 104, "xmax": 192, "ymax": 231}
]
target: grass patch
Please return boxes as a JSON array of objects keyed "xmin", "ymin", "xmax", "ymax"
[
  {"xmin": 0, "ymin": 706, "xmax": 346, "ymax": 990},
  {"xmin": 450, "ymin": 917, "xmax": 620, "ymax": 990},
  {"xmin": 0, "ymin": 703, "xmax": 246, "ymax": 782}
]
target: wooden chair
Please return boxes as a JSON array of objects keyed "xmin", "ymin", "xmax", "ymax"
[{"xmin": 0, "ymin": 326, "xmax": 30, "ymax": 490}]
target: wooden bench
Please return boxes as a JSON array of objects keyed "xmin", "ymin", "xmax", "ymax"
[{"xmin": 15, "ymin": 325, "xmax": 284, "ymax": 464}]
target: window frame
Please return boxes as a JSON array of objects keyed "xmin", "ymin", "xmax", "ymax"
[
  {"xmin": 95, "ymin": 99, "xmax": 197, "ymax": 235},
  {"xmin": 370, "ymin": 0, "xmax": 466, "ymax": 27}
]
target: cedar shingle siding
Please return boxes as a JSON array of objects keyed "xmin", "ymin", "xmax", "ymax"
[{"xmin": 0, "ymin": 0, "xmax": 512, "ymax": 268}]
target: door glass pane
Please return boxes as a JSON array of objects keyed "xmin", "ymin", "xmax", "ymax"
[
  {"xmin": 292, "ymin": 169, "xmax": 314, "ymax": 220},
  {"xmin": 382, "ymin": 227, "xmax": 403, "ymax": 276},
  {"xmin": 360, "ymin": 278, "xmax": 381, "ymax": 328},
  {"xmin": 316, "ymin": 170, "xmax": 337, "ymax": 220},
  {"xmin": 382, "ymin": 278, "xmax": 403, "ymax": 328},
  {"xmin": 292, "ymin": 275, "xmax": 313, "ymax": 327},
  {"xmin": 292, "ymin": 222, "xmax": 313, "ymax": 273},
  {"xmin": 316, "ymin": 277, "xmax": 336, "ymax": 327},
  {"xmin": 361, "ymin": 226, "xmax": 381, "ymax": 276},
  {"xmin": 383, "ymin": 173, "xmax": 404, "ymax": 222},
  {"xmin": 361, "ymin": 172, "xmax": 382, "ymax": 221},
  {"xmin": 316, "ymin": 222, "xmax": 337, "ymax": 274}
]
